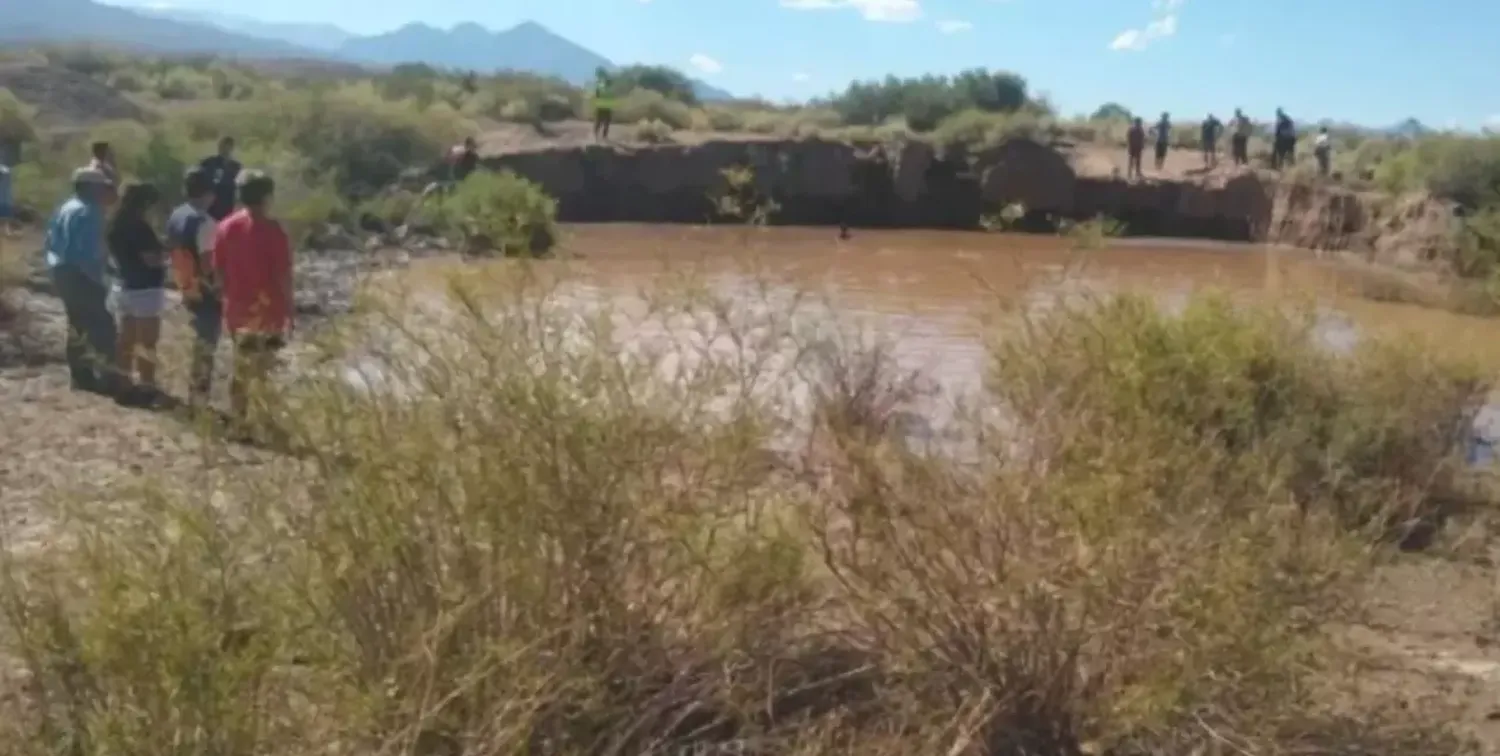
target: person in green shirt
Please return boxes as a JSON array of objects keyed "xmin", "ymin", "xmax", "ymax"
[{"xmin": 593, "ymin": 68, "xmax": 615, "ymax": 141}]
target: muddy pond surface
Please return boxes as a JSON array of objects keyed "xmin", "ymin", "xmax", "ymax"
[{"xmin": 376, "ymin": 224, "xmax": 1500, "ymax": 452}]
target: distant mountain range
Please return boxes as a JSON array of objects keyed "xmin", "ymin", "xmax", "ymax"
[{"xmin": 4, "ymin": 0, "xmax": 732, "ymax": 100}]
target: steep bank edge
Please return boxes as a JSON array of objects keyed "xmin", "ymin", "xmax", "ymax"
[{"xmin": 479, "ymin": 138, "xmax": 1457, "ymax": 258}]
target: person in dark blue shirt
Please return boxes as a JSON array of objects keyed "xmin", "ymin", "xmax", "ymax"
[
  {"xmin": 168, "ymin": 168, "xmax": 224, "ymax": 407},
  {"xmin": 199, "ymin": 136, "xmax": 242, "ymax": 221}
]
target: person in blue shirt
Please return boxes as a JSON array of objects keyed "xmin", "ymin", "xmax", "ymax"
[{"xmin": 44, "ymin": 166, "xmax": 122, "ymax": 397}]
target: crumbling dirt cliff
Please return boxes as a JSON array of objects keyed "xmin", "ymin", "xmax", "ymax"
[{"xmin": 480, "ymin": 137, "xmax": 1456, "ymax": 261}]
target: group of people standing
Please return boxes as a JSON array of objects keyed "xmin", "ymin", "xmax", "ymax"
[
  {"xmin": 42, "ymin": 136, "xmax": 294, "ymax": 425},
  {"xmin": 1124, "ymin": 108, "xmax": 1334, "ymax": 180}
]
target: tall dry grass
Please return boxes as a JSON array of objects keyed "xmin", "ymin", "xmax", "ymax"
[{"xmin": 0, "ymin": 264, "xmax": 1485, "ymax": 755}]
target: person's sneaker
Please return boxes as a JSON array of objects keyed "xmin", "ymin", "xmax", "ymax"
[{"xmin": 114, "ymin": 385, "xmax": 163, "ymax": 409}]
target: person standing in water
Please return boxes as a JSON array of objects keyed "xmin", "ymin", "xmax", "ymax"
[
  {"xmin": 1200, "ymin": 113, "xmax": 1223, "ymax": 168},
  {"xmin": 168, "ymin": 167, "xmax": 223, "ymax": 408},
  {"xmin": 199, "ymin": 136, "xmax": 242, "ymax": 222},
  {"xmin": 592, "ymin": 68, "xmax": 616, "ymax": 142},
  {"xmin": 1126, "ymin": 117, "xmax": 1146, "ymax": 180},
  {"xmin": 1230, "ymin": 108, "xmax": 1252, "ymax": 167},
  {"xmin": 1152, "ymin": 112, "xmax": 1172, "ymax": 172}
]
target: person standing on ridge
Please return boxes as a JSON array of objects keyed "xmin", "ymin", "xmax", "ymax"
[
  {"xmin": 1151, "ymin": 112, "xmax": 1172, "ymax": 172},
  {"xmin": 213, "ymin": 170, "xmax": 293, "ymax": 427},
  {"xmin": 1230, "ymin": 108, "xmax": 1252, "ymax": 167},
  {"xmin": 108, "ymin": 182, "xmax": 168, "ymax": 406},
  {"xmin": 593, "ymin": 68, "xmax": 616, "ymax": 142},
  {"xmin": 1314, "ymin": 126, "xmax": 1333, "ymax": 177},
  {"xmin": 1126, "ymin": 117, "xmax": 1147, "ymax": 180},
  {"xmin": 44, "ymin": 167, "xmax": 121, "ymax": 398},
  {"xmin": 1272, "ymin": 108, "xmax": 1296, "ymax": 170},
  {"xmin": 200, "ymin": 136, "xmax": 242, "ymax": 222},
  {"xmin": 168, "ymin": 167, "xmax": 224, "ymax": 408},
  {"xmin": 1201, "ymin": 113, "xmax": 1223, "ymax": 168}
]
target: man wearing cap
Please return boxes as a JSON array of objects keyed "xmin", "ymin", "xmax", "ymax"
[{"xmin": 44, "ymin": 167, "xmax": 121, "ymax": 396}]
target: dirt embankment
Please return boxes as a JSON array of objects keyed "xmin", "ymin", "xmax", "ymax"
[{"xmin": 479, "ymin": 136, "xmax": 1458, "ymax": 262}]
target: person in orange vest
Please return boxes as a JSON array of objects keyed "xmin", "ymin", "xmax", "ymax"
[{"xmin": 168, "ymin": 167, "xmax": 223, "ymax": 407}]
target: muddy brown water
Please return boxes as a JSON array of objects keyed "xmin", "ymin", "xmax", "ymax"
[{"xmin": 386, "ymin": 224, "xmax": 1500, "ymax": 449}]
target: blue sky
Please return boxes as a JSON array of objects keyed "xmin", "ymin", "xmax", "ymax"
[{"xmin": 105, "ymin": 0, "xmax": 1500, "ymax": 129}]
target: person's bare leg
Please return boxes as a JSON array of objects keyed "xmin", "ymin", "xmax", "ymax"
[
  {"xmin": 230, "ymin": 345, "xmax": 250, "ymax": 422},
  {"xmin": 117, "ymin": 316, "xmax": 139, "ymax": 385},
  {"xmin": 136, "ymin": 316, "xmax": 161, "ymax": 390}
]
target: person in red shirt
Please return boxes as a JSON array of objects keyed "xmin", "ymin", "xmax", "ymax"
[{"xmin": 212, "ymin": 170, "xmax": 293, "ymax": 424}]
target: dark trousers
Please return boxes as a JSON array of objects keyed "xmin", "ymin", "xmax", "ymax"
[
  {"xmin": 1127, "ymin": 148, "xmax": 1143, "ymax": 179},
  {"xmin": 594, "ymin": 109, "xmax": 613, "ymax": 140},
  {"xmin": 189, "ymin": 301, "xmax": 222, "ymax": 403},
  {"xmin": 1273, "ymin": 137, "xmax": 1295, "ymax": 169},
  {"xmin": 51, "ymin": 265, "xmax": 118, "ymax": 392},
  {"xmin": 1154, "ymin": 142, "xmax": 1169, "ymax": 170},
  {"xmin": 1231, "ymin": 134, "xmax": 1249, "ymax": 165}
]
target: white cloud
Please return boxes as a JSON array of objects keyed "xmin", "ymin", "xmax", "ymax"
[
  {"xmin": 1109, "ymin": 0, "xmax": 1182, "ymax": 51},
  {"xmin": 936, "ymin": 19, "xmax": 972, "ymax": 34},
  {"xmin": 688, "ymin": 53, "xmax": 723, "ymax": 75},
  {"xmin": 780, "ymin": 0, "xmax": 923, "ymax": 23},
  {"xmin": 792, "ymin": 72, "xmax": 811, "ymax": 82}
]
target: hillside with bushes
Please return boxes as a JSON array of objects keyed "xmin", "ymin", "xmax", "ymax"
[{"xmin": 2, "ymin": 45, "xmax": 1499, "ymax": 283}]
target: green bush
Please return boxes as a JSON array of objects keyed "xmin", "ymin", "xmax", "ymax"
[
  {"xmin": 1091, "ymin": 102, "xmax": 1132, "ymax": 121},
  {"xmin": 991, "ymin": 293, "xmax": 1486, "ymax": 534},
  {"xmin": 440, "ymin": 170, "xmax": 558, "ymax": 257},
  {"xmin": 156, "ymin": 66, "xmax": 215, "ymax": 101},
  {"xmin": 0, "ymin": 88, "xmax": 36, "ymax": 144},
  {"xmin": 703, "ymin": 107, "xmax": 745, "ymax": 131},
  {"xmin": 827, "ymin": 68, "xmax": 1030, "ymax": 131},
  {"xmin": 610, "ymin": 64, "xmax": 700, "ymax": 105},
  {"xmin": 930, "ymin": 108, "xmax": 1048, "ymax": 149},
  {"xmin": 613, "ymin": 88, "xmax": 694, "ymax": 130}
]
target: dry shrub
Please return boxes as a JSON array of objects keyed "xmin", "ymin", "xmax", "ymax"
[
  {"xmin": 991, "ymin": 293, "xmax": 1486, "ymax": 536},
  {"xmin": 633, "ymin": 118, "xmax": 675, "ymax": 145},
  {"xmin": 0, "ymin": 275, "xmax": 1485, "ymax": 755}
]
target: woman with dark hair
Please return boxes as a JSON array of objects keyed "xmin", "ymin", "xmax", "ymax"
[{"xmin": 109, "ymin": 181, "xmax": 167, "ymax": 402}]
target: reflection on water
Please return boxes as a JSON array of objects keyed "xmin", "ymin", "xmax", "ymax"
[{"xmin": 382, "ymin": 224, "xmax": 1500, "ymax": 456}]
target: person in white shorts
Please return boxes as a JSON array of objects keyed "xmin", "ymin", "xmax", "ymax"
[{"xmin": 108, "ymin": 182, "xmax": 167, "ymax": 404}]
